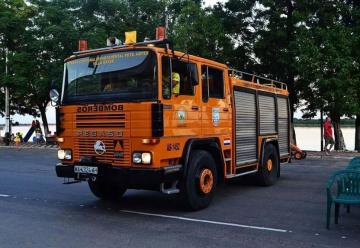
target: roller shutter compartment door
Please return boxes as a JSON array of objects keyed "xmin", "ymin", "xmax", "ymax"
[
  {"xmin": 259, "ymin": 95, "xmax": 276, "ymax": 135},
  {"xmin": 277, "ymin": 97, "xmax": 290, "ymax": 157},
  {"xmin": 234, "ymin": 90, "xmax": 257, "ymax": 165}
]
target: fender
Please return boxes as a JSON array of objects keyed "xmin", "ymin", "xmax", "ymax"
[{"xmin": 181, "ymin": 138, "xmax": 225, "ymax": 179}]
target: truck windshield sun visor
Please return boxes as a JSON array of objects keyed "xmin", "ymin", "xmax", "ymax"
[{"xmin": 63, "ymin": 50, "xmax": 157, "ymax": 104}]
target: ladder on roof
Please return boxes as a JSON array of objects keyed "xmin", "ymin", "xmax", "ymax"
[{"xmin": 229, "ymin": 69, "xmax": 288, "ymax": 90}]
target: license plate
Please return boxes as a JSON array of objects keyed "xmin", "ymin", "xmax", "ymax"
[{"xmin": 74, "ymin": 166, "xmax": 98, "ymax": 175}]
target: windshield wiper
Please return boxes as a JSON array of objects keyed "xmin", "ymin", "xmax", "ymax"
[{"xmin": 88, "ymin": 55, "xmax": 99, "ymax": 75}]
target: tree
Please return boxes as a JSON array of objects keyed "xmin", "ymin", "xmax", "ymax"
[
  {"xmin": 0, "ymin": 0, "xmax": 36, "ymax": 118},
  {"xmin": 5, "ymin": 0, "xmax": 168, "ymax": 134},
  {"xmin": 295, "ymin": 1, "xmax": 357, "ymax": 150},
  {"xmin": 244, "ymin": 0, "xmax": 311, "ymax": 145},
  {"xmin": 343, "ymin": 0, "xmax": 360, "ymax": 151},
  {"xmin": 9, "ymin": 0, "xmax": 79, "ymax": 134},
  {"xmin": 75, "ymin": 0, "xmax": 166, "ymax": 47},
  {"xmin": 212, "ymin": 0, "xmax": 256, "ymax": 70},
  {"xmin": 170, "ymin": 1, "xmax": 229, "ymax": 61}
]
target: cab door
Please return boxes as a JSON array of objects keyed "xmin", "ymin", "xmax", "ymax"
[
  {"xmin": 161, "ymin": 56, "xmax": 201, "ymax": 137},
  {"xmin": 200, "ymin": 65, "xmax": 231, "ymax": 138},
  {"xmin": 200, "ymin": 65, "xmax": 232, "ymax": 174}
]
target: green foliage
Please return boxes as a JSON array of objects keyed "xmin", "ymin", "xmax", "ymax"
[
  {"xmin": 292, "ymin": 0, "xmax": 360, "ymax": 149},
  {"xmin": 0, "ymin": 0, "xmax": 36, "ymax": 115},
  {"xmin": 296, "ymin": 24, "xmax": 356, "ymax": 116},
  {"xmin": 250, "ymin": 0, "xmax": 309, "ymax": 115},
  {"xmin": 170, "ymin": 1, "xmax": 228, "ymax": 61},
  {"xmin": 295, "ymin": 1, "xmax": 359, "ymax": 117},
  {"xmin": 212, "ymin": 0, "xmax": 256, "ymax": 69}
]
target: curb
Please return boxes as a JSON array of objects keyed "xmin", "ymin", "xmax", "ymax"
[
  {"xmin": 0, "ymin": 144, "xmax": 58, "ymax": 150},
  {"xmin": 304, "ymin": 150, "xmax": 358, "ymax": 160},
  {"xmin": 305, "ymin": 155, "xmax": 354, "ymax": 160},
  {"xmin": 0, "ymin": 146, "xmax": 357, "ymax": 159}
]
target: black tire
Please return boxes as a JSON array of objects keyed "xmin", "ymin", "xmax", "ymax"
[
  {"xmin": 88, "ymin": 178, "xmax": 127, "ymax": 200},
  {"xmin": 295, "ymin": 152, "xmax": 302, "ymax": 160},
  {"xmin": 181, "ymin": 150, "xmax": 218, "ymax": 211},
  {"xmin": 255, "ymin": 144, "xmax": 279, "ymax": 186},
  {"xmin": 301, "ymin": 151, "xmax": 307, "ymax": 159}
]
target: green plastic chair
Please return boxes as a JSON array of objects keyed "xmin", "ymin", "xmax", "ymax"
[
  {"xmin": 347, "ymin": 164, "xmax": 360, "ymax": 170},
  {"xmin": 343, "ymin": 164, "xmax": 360, "ymax": 212},
  {"xmin": 348, "ymin": 157, "xmax": 360, "ymax": 168},
  {"xmin": 326, "ymin": 169, "xmax": 360, "ymax": 229}
]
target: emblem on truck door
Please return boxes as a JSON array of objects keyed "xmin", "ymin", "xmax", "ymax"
[
  {"xmin": 177, "ymin": 108, "xmax": 186, "ymax": 125},
  {"xmin": 94, "ymin": 140, "xmax": 106, "ymax": 155},
  {"xmin": 212, "ymin": 108, "xmax": 220, "ymax": 126}
]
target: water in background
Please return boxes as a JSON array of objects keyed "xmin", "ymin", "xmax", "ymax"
[
  {"xmin": 295, "ymin": 127, "xmax": 355, "ymax": 151},
  {"xmin": 0, "ymin": 124, "xmax": 56, "ymax": 142},
  {"xmin": 0, "ymin": 124, "xmax": 356, "ymax": 151}
]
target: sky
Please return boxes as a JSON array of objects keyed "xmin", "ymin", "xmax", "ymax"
[{"xmin": 204, "ymin": 0, "xmax": 227, "ymax": 7}]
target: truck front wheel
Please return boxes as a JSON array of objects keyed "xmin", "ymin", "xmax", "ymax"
[
  {"xmin": 88, "ymin": 178, "xmax": 127, "ymax": 200},
  {"xmin": 181, "ymin": 150, "xmax": 217, "ymax": 210}
]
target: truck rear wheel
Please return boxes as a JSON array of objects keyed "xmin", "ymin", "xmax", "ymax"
[
  {"xmin": 181, "ymin": 150, "xmax": 217, "ymax": 211},
  {"xmin": 255, "ymin": 144, "xmax": 279, "ymax": 186},
  {"xmin": 88, "ymin": 178, "xmax": 127, "ymax": 200}
]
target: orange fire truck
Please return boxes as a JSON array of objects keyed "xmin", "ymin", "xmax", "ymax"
[{"xmin": 52, "ymin": 30, "xmax": 290, "ymax": 210}]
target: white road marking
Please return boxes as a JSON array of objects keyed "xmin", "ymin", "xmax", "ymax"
[
  {"xmin": 0, "ymin": 193, "xmax": 290, "ymax": 233},
  {"xmin": 120, "ymin": 210, "xmax": 290, "ymax": 233}
]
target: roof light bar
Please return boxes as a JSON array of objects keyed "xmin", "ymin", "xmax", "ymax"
[
  {"xmin": 106, "ymin": 37, "xmax": 121, "ymax": 47},
  {"xmin": 78, "ymin": 40, "xmax": 88, "ymax": 51},
  {"xmin": 156, "ymin": 27, "xmax": 167, "ymax": 40}
]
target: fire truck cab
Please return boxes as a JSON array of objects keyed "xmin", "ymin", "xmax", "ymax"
[{"xmin": 53, "ymin": 37, "xmax": 290, "ymax": 210}]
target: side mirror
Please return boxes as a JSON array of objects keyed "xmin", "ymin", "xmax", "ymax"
[
  {"xmin": 191, "ymin": 74, "xmax": 199, "ymax": 86},
  {"xmin": 49, "ymin": 89, "xmax": 60, "ymax": 106},
  {"xmin": 187, "ymin": 64, "xmax": 199, "ymax": 86}
]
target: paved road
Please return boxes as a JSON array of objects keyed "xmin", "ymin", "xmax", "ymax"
[{"xmin": 0, "ymin": 148, "xmax": 359, "ymax": 248}]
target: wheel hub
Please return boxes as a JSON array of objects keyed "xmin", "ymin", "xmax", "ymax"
[
  {"xmin": 267, "ymin": 159, "xmax": 273, "ymax": 172},
  {"xmin": 199, "ymin": 168, "xmax": 214, "ymax": 194}
]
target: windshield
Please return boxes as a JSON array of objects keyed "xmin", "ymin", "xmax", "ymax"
[{"xmin": 63, "ymin": 50, "xmax": 157, "ymax": 103}]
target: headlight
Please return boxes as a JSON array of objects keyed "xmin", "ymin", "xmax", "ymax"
[
  {"xmin": 58, "ymin": 150, "xmax": 65, "ymax": 160},
  {"xmin": 58, "ymin": 149, "xmax": 72, "ymax": 160},
  {"xmin": 133, "ymin": 152, "xmax": 142, "ymax": 164},
  {"xmin": 132, "ymin": 152, "xmax": 152, "ymax": 164},
  {"xmin": 141, "ymin": 152, "xmax": 152, "ymax": 164}
]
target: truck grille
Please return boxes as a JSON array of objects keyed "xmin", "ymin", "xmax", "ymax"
[
  {"xmin": 74, "ymin": 138, "xmax": 131, "ymax": 166},
  {"xmin": 76, "ymin": 113, "xmax": 126, "ymax": 128}
]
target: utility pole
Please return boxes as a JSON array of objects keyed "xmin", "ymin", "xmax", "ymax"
[
  {"xmin": 4, "ymin": 48, "xmax": 11, "ymax": 145},
  {"xmin": 165, "ymin": 4, "xmax": 169, "ymax": 30},
  {"xmin": 320, "ymin": 109, "xmax": 324, "ymax": 152}
]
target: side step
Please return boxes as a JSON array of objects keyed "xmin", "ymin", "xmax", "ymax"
[
  {"xmin": 63, "ymin": 178, "xmax": 82, "ymax": 185},
  {"xmin": 226, "ymin": 169, "xmax": 258, "ymax": 179},
  {"xmin": 160, "ymin": 181, "xmax": 179, "ymax": 194}
]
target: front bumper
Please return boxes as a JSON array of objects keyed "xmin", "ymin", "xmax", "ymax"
[{"xmin": 56, "ymin": 163, "xmax": 182, "ymax": 188}]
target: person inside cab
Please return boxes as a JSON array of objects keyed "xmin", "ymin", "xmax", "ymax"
[{"xmin": 172, "ymin": 72, "xmax": 180, "ymax": 97}]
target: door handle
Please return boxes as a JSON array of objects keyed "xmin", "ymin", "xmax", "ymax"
[
  {"xmin": 191, "ymin": 106, "xmax": 199, "ymax": 111},
  {"xmin": 223, "ymin": 108, "xmax": 229, "ymax": 112}
]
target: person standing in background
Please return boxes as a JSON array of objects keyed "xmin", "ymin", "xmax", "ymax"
[
  {"xmin": 35, "ymin": 127, "xmax": 42, "ymax": 144},
  {"xmin": 323, "ymin": 117, "xmax": 334, "ymax": 155},
  {"xmin": 15, "ymin": 132, "xmax": 21, "ymax": 147}
]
